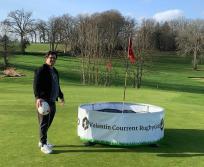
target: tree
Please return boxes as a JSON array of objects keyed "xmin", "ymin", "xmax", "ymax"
[
  {"xmin": 153, "ymin": 23, "xmax": 162, "ymax": 50},
  {"xmin": 136, "ymin": 19, "xmax": 156, "ymax": 50},
  {"xmin": 7, "ymin": 9, "xmax": 34, "ymax": 53},
  {"xmin": 75, "ymin": 10, "xmax": 131, "ymax": 86},
  {"xmin": 159, "ymin": 22, "xmax": 176, "ymax": 51},
  {"xmin": 35, "ymin": 20, "xmax": 48, "ymax": 43},
  {"xmin": 176, "ymin": 19, "xmax": 204, "ymax": 70},
  {"xmin": 0, "ymin": 20, "xmax": 12, "ymax": 67},
  {"xmin": 47, "ymin": 16, "xmax": 64, "ymax": 51},
  {"xmin": 29, "ymin": 23, "xmax": 38, "ymax": 43},
  {"xmin": 94, "ymin": 10, "xmax": 127, "ymax": 86},
  {"xmin": 60, "ymin": 14, "xmax": 76, "ymax": 53}
]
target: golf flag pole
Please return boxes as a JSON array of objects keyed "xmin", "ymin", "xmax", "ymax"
[
  {"xmin": 123, "ymin": 55, "xmax": 128, "ymax": 102},
  {"xmin": 122, "ymin": 61, "xmax": 128, "ymax": 113},
  {"xmin": 122, "ymin": 61, "xmax": 128, "ymax": 110},
  {"xmin": 122, "ymin": 37, "xmax": 135, "ymax": 111}
]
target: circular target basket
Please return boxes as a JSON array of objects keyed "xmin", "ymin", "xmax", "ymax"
[{"xmin": 77, "ymin": 102, "xmax": 164, "ymax": 146}]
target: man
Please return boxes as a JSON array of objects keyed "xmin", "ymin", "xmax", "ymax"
[{"xmin": 33, "ymin": 51, "xmax": 64, "ymax": 154}]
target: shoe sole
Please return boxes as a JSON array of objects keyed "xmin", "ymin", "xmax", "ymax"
[{"xmin": 41, "ymin": 150, "xmax": 53, "ymax": 154}]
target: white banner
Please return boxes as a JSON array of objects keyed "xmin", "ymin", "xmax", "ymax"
[{"xmin": 78, "ymin": 102, "xmax": 164, "ymax": 145}]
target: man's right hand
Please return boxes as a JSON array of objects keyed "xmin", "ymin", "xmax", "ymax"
[{"xmin": 36, "ymin": 98, "xmax": 44, "ymax": 109}]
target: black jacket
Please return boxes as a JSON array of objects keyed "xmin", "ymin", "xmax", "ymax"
[{"xmin": 33, "ymin": 64, "xmax": 64, "ymax": 101}]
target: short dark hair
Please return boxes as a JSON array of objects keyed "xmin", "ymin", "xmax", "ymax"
[{"xmin": 45, "ymin": 51, "xmax": 58, "ymax": 59}]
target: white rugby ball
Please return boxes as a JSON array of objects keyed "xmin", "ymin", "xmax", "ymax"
[{"xmin": 38, "ymin": 101, "xmax": 50, "ymax": 115}]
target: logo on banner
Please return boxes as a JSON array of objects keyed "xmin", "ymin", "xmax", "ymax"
[
  {"xmin": 160, "ymin": 118, "xmax": 164, "ymax": 130},
  {"xmin": 82, "ymin": 117, "xmax": 89, "ymax": 130},
  {"xmin": 77, "ymin": 118, "xmax": 80, "ymax": 125}
]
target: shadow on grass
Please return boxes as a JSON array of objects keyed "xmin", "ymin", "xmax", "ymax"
[
  {"xmin": 12, "ymin": 62, "xmax": 204, "ymax": 94},
  {"xmin": 13, "ymin": 63, "xmax": 37, "ymax": 72},
  {"xmin": 143, "ymin": 80, "xmax": 204, "ymax": 94},
  {"xmin": 13, "ymin": 63, "xmax": 81, "ymax": 84},
  {"xmin": 53, "ymin": 128, "xmax": 204, "ymax": 157}
]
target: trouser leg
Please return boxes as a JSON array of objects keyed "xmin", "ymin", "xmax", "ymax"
[
  {"xmin": 47, "ymin": 102, "xmax": 56, "ymax": 128},
  {"xmin": 37, "ymin": 101, "xmax": 56, "ymax": 145}
]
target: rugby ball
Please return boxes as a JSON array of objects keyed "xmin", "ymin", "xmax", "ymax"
[{"xmin": 38, "ymin": 101, "xmax": 50, "ymax": 115}]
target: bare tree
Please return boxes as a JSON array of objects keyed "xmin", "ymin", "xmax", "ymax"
[
  {"xmin": 36, "ymin": 20, "xmax": 48, "ymax": 43},
  {"xmin": 29, "ymin": 23, "xmax": 38, "ymax": 43},
  {"xmin": 176, "ymin": 19, "xmax": 204, "ymax": 70},
  {"xmin": 47, "ymin": 16, "xmax": 64, "ymax": 51},
  {"xmin": 96, "ymin": 10, "xmax": 127, "ymax": 85},
  {"xmin": 132, "ymin": 49, "xmax": 144, "ymax": 88},
  {"xmin": 7, "ymin": 9, "xmax": 34, "ymax": 53},
  {"xmin": 76, "ymin": 10, "xmax": 131, "ymax": 86},
  {"xmin": 136, "ymin": 19, "xmax": 156, "ymax": 50},
  {"xmin": 0, "ymin": 20, "xmax": 12, "ymax": 67},
  {"xmin": 60, "ymin": 14, "xmax": 75, "ymax": 53},
  {"xmin": 76, "ymin": 15, "xmax": 89, "ymax": 84}
]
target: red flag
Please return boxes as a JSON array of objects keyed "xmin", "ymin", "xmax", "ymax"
[{"xmin": 128, "ymin": 38, "xmax": 135, "ymax": 64}]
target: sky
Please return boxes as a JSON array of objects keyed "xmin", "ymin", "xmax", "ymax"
[{"xmin": 0, "ymin": 0, "xmax": 204, "ymax": 22}]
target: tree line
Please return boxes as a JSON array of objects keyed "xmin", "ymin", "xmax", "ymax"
[{"xmin": 1, "ymin": 9, "xmax": 204, "ymax": 86}]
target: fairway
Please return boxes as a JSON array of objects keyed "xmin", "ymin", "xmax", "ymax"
[{"xmin": 1, "ymin": 53, "xmax": 204, "ymax": 167}]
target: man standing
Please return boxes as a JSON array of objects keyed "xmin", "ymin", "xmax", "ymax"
[{"xmin": 33, "ymin": 51, "xmax": 64, "ymax": 154}]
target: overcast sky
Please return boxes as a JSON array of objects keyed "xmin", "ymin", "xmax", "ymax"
[{"xmin": 0, "ymin": 0, "xmax": 204, "ymax": 22}]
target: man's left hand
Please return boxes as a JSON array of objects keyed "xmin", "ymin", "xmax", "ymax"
[{"xmin": 59, "ymin": 98, "xmax": 65, "ymax": 106}]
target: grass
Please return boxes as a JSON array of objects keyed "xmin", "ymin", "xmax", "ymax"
[
  {"xmin": 1, "ymin": 50, "xmax": 204, "ymax": 167},
  {"xmin": 26, "ymin": 43, "xmax": 64, "ymax": 53}
]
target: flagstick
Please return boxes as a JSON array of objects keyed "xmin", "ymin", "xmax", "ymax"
[{"xmin": 122, "ymin": 52, "xmax": 129, "ymax": 113}]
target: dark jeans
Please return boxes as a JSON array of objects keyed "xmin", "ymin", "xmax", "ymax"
[{"xmin": 37, "ymin": 101, "xmax": 56, "ymax": 145}]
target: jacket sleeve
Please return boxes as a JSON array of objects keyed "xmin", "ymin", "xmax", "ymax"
[
  {"xmin": 33, "ymin": 68, "xmax": 42, "ymax": 99},
  {"xmin": 59, "ymin": 86, "xmax": 64, "ymax": 99},
  {"xmin": 55, "ymin": 68, "xmax": 64, "ymax": 100}
]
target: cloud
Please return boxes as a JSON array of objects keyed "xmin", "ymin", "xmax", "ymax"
[{"xmin": 153, "ymin": 9, "xmax": 184, "ymax": 22}]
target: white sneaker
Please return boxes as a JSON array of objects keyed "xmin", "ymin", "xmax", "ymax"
[
  {"xmin": 38, "ymin": 141, "xmax": 54, "ymax": 148},
  {"xmin": 41, "ymin": 144, "xmax": 53, "ymax": 154}
]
